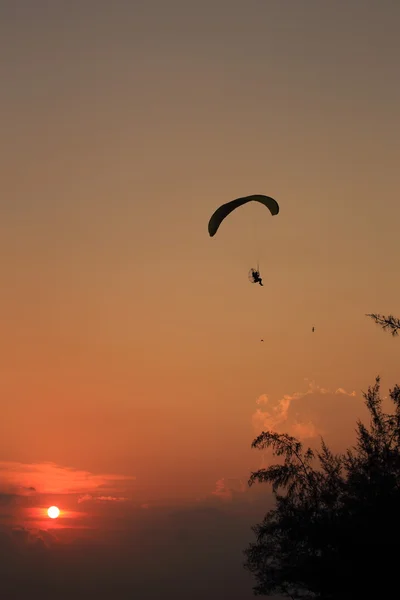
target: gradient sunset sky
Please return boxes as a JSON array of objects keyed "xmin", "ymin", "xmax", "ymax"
[{"xmin": 1, "ymin": 1, "xmax": 400, "ymax": 598}]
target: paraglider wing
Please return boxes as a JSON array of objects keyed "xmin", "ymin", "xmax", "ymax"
[{"xmin": 208, "ymin": 194, "xmax": 279, "ymax": 237}]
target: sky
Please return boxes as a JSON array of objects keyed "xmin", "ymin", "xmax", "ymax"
[{"xmin": 1, "ymin": 0, "xmax": 400, "ymax": 598}]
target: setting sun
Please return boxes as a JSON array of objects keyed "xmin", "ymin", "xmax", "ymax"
[{"xmin": 47, "ymin": 506, "xmax": 60, "ymax": 519}]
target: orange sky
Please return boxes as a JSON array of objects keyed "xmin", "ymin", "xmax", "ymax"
[{"xmin": 1, "ymin": 1, "xmax": 400, "ymax": 597}]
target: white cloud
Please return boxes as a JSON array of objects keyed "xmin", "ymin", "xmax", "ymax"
[{"xmin": 252, "ymin": 380, "xmax": 357, "ymax": 440}]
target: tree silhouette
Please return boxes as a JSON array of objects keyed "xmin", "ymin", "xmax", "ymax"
[
  {"xmin": 243, "ymin": 317, "xmax": 400, "ymax": 599},
  {"xmin": 366, "ymin": 312, "xmax": 400, "ymax": 336}
]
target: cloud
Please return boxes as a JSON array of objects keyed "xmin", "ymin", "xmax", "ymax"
[
  {"xmin": 77, "ymin": 494, "xmax": 92, "ymax": 504},
  {"xmin": 252, "ymin": 380, "xmax": 358, "ymax": 441},
  {"xmin": 0, "ymin": 458, "xmax": 275, "ymax": 600},
  {"xmin": 97, "ymin": 496, "xmax": 128, "ymax": 502},
  {"xmin": 0, "ymin": 488, "xmax": 266, "ymax": 600},
  {"xmin": 211, "ymin": 478, "xmax": 245, "ymax": 502},
  {"xmin": 78, "ymin": 494, "xmax": 129, "ymax": 504},
  {"xmin": 0, "ymin": 461, "xmax": 135, "ymax": 495},
  {"xmin": 291, "ymin": 421, "xmax": 319, "ymax": 439},
  {"xmin": 255, "ymin": 394, "xmax": 269, "ymax": 405},
  {"xmin": 0, "ymin": 461, "xmax": 137, "ymax": 531},
  {"xmin": 0, "ymin": 494, "xmax": 17, "ymax": 507},
  {"xmin": 4, "ymin": 526, "xmax": 58, "ymax": 549},
  {"xmin": 335, "ymin": 387, "xmax": 356, "ymax": 396}
]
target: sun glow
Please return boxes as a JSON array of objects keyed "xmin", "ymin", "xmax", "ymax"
[{"xmin": 47, "ymin": 506, "xmax": 60, "ymax": 519}]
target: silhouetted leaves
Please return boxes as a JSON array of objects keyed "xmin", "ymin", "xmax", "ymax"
[
  {"xmin": 366, "ymin": 312, "xmax": 400, "ymax": 336},
  {"xmin": 244, "ymin": 314, "xmax": 400, "ymax": 598},
  {"xmin": 244, "ymin": 379, "xmax": 400, "ymax": 599}
]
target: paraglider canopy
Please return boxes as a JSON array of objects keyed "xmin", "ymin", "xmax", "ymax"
[{"xmin": 208, "ymin": 194, "xmax": 279, "ymax": 237}]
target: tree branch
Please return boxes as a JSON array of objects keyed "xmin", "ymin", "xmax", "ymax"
[{"xmin": 366, "ymin": 313, "xmax": 400, "ymax": 336}]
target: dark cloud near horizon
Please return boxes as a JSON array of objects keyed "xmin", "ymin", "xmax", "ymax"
[
  {"xmin": 0, "ymin": 458, "xmax": 277, "ymax": 599},
  {"xmin": 0, "ymin": 494, "xmax": 17, "ymax": 506},
  {"xmin": 0, "ymin": 494, "xmax": 276, "ymax": 600}
]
